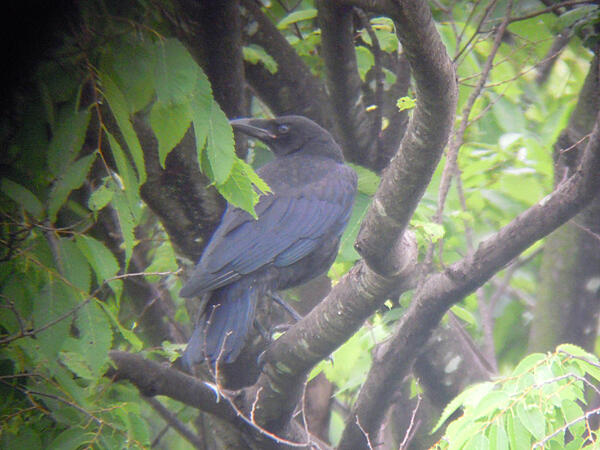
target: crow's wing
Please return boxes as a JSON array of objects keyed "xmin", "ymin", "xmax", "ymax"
[{"xmin": 179, "ymin": 168, "xmax": 355, "ymax": 297}]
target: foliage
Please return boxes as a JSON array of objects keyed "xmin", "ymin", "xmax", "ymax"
[{"xmin": 433, "ymin": 344, "xmax": 600, "ymax": 449}]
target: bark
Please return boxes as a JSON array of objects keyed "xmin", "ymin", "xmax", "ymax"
[
  {"xmin": 318, "ymin": 1, "xmax": 374, "ymax": 167},
  {"xmin": 240, "ymin": 0, "xmax": 335, "ymax": 131}
]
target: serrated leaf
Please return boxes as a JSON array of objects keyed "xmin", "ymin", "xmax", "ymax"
[
  {"xmin": 507, "ymin": 410, "xmax": 531, "ymax": 450},
  {"xmin": 150, "ymin": 100, "xmax": 192, "ymax": 168},
  {"xmin": 47, "ymin": 108, "xmax": 91, "ymax": 177},
  {"xmin": 243, "ymin": 44, "xmax": 278, "ymax": 74},
  {"xmin": 48, "ymin": 428, "xmax": 96, "ymax": 450},
  {"xmin": 432, "ymin": 382, "xmax": 494, "ymax": 433},
  {"xmin": 99, "ymin": 302, "xmax": 142, "ymax": 351},
  {"xmin": 31, "ymin": 282, "xmax": 77, "ymax": 359},
  {"xmin": 75, "ymin": 235, "xmax": 121, "ymax": 298},
  {"xmin": 1, "ymin": 178, "xmax": 44, "ymax": 219},
  {"xmin": 145, "ymin": 240, "xmax": 178, "ymax": 281},
  {"xmin": 277, "ymin": 8, "xmax": 317, "ymax": 29},
  {"xmin": 48, "ymin": 153, "xmax": 96, "ymax": 222},
  {"xmin": 100, "ymin": 36, "xmax": 156, "ymax": 112},
  {"xmin": 469, "ymin": 390, "xmax": 510, "ymax": 420},
  {"xmin": 49, "ymin": 428, "xmax": 96, "ymax": 450},
  {"xmin": 75, "ymin": 301, "xmax": 112, "ymax": 376},
  {"xmin": 60, "ymin": 348, "xmax": 94, "ymax": 380},
  {"xmin": 111, "ymin": 185, "xmax": 137, "ymax": 268},
  {"xmin": 554, "ymin": 5, "xmax": 599, "ymax": 32},
  {"xmin": 57, "ymin": 238, "xmax": 91, "ymax": 293},
  {"xmin": 154, "ymin": 38, "xmax": 199, "ymax": 104},
  {"xmin": 87, "ymin": 183, "xmax": 114, "ymax": 211},
  {"xmin": 105, "ymin": 131, "xmax": 140, "ymax": 215},
  {"xmin": 516, "ymin": 403, "xmax": 545, "ymax": 441},
  {"xmin": 99, "ymin": 72, "xmax": 146, "ymax": 183},
  {"xmin": 207, "ymin": 101, "xmax": 235, "ymax": 184},
  {"xmin": 127, "ymin": 410, "xmax": 151, "ymax": 446},
  {"xmin": 489, "ymin": 419, "xmax": 509, "ymax": 450},
  {"xmin": 190, "ymin": 68, "xmax": 213, "ymax": 164},
  {"xmin": 217, "ymin": 159, "xmax": 266, "ymax": 218},
  {"xmin": 512, "ymin": 353, "xmax": 547, "ymax": 376}
]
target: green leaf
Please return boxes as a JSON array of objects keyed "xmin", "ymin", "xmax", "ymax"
[
  {"xmin": 412, "ymin": 219, "xmax": 445, "ymax": 243},
  {"xmin": 154, "ymin": 38, "xmax": 199, "ymax": 104},
  {"xmin": 277, "ymin": 8, "xmax": 317, "ymax": 29},
  {"xmin": 150, "ymin": 100, "xmax": 192, "ymax": 168},
  {"xmin": 1, "ymin": 178, "xmax": 44, "ymax": 219},
  {"xmin": 87, "ymin": 183, "xmax": 114, "ymax": 212},
  {"xmin": 516, "ymin": 402, "xmax": 545, "ymax": 441},
  {"xmin": 99, "ymin": 302, "xmax": 143, "ymax": 351},
  {"xmin": 127, "ymin": 410, "xmax": 151, "ymax": 447},
  {"xmin": 100, "ymin": 36, "xmax": 156, "ymax": 112},
  {"xmin": 60, "ymin": 347, "xmax": 94, "ymax": 380},
  {"xmin": 397, "ymin": 96, "xmax": 417, "ymax": 111},
  {"xmin": 47, "ymin": 107, "xmax": 91, "ymax": 177},
  {"xmin": 190, "ymin": 69, "xmax": 213, "ymax": 164},
  {"xmin": 432, "ymin": 382, "xmax": 494, "ymax": 433},
  {"xmin": 554, "ymin": 5, "xmax": 599, "ymax": 32},
  {"xmin": 355, "ymin": 46, "xmax": 374, "ymax": 81},
  {"xmin": 207, "ymin": 101, "xmax": 235, "ymax": 184},
  {"xmin": 243, "ymin": 45, "xmax": 278, "ymax": 74},
  {"xmin": 105, "ymin": 130, "xmax": 140, "ymax": 215},
  {"xmin": 217, "ymin": 159, "xmax": 270, "ymax": 217},
  {"xmin": 349, "ymin": 163, "xmax": 379, "ymax": 196},
  {"xmin": 75, "ymin": 301, "xmax": 113, "ymax": 376},
  {"xmin": 48, "ymin": 153, "xmax": 96, "ymax": 221},
  {"xmin": 99, "ymin": 71, "xmax": 146, "ymax": 183},
  {"xmin": 512, "ymin": 353, "xmax": 547, "ymax": 376},
  {"xmin": 561, "ymin": 399, "xmax": 585, "ymax": 440},
  {"xmin": 144, "ymin": 240, "xmax": 178, "ymax": 281},
  {"xmin": 450, "ymin": 304, "xmax": 477, "ymax": 326},
  {"xmin": 75, "ymin": 235, "xmax": 121, "ymax": 297},
  {"xmin": 488, "ymin": 419, "xmax": 509, "ymax": 450},
  {"xmin": 31, "ymin": 282, "xmax": 77, "ymax": 360},
  {"xmin": 336, "ymin": 192, "xmax": 369, "ymax": 262},
  {"xmin": 111, "ymin": 186, "xmax": 137, "ymax": 268},
  {"xmin": 57, "ymin": 238, "xmax": 91, "ymax": 293},
  {"xmin": 469, "ymin": 390, "xmax": 510, "ymax": 420},
  {"xmin": 48, "ymin": 428, "xmax": 96, "ymax": 450}
]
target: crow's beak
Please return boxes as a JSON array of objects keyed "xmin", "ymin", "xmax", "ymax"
[{"xmin": 229, "ymin": 118, "xmax": 276, "ymax": 142}]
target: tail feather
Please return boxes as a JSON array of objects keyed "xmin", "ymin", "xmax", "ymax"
[{"xmin": 183, "ymin": 282, "xmax": 258, "ymax": 367}]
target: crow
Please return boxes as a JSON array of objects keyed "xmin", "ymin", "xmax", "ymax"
[{"xmin": 180, "ymin": 115, "xmax": 357, "ymax": 365}]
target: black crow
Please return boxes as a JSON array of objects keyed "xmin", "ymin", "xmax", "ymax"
[{"xmin": 180, "ymin": 115, "xmax": 357, "ymax": 365}]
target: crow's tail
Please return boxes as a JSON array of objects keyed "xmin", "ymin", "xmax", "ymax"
[{"xmin": 183, "ymin": 281, "xmax": 259, "ymax": 367}]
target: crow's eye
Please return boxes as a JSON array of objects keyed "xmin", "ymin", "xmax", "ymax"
[{"xmin": 277, "ymin": 124, "xmax": 290, "ymax": 134}]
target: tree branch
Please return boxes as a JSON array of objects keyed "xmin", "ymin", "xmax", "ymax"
[
  {"xmin": 352, "ymin": 0, "xmax": 458, "ymax": 276},
  {"xmin": 240, "ymin": 0, "xmax": 335, "ymax": 131},
  {"xmin": 339, "ymin": 109, "xmax": 600, "ymax": 448},
  {"xmin": 317, "ymin": 1, "xmax": 374, "ymax": 167}
]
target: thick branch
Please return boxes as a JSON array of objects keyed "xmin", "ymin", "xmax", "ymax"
[
  {"xmin": 339, "ymin": 111, "xmax": 600, "ymax": 449},
  {"xmin": 317, "ymin": 1, "xmax": 374, "ymax": 167},
  {"xmin": 108, "ymin": 351, "xmax": 322, "ymax": 449},
  {"xmin": 351, "ymin": 0, "xmax": 458, "ymax": 276},
  {"xmin": 240, "ymin": 0, "xmax": 334, "ymax": 131}
]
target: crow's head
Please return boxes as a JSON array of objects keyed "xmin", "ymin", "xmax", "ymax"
[{"xmin": 230, "ymin": 115, "xmax": 343, "ymax": 161}]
